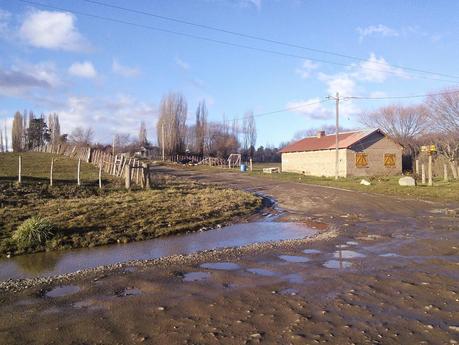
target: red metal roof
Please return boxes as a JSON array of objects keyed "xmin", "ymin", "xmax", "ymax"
[{"xmin": 280, "ymin": 129, "xmax": 381, "ymax": 153}]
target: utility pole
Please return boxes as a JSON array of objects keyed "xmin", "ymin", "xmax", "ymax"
[
  {"xmin": 161, "ymin": 123, "xmax": 165, "ymax": 161},
  {"xmin": 112, "ymin": 135, "xmax": 115, "ymax": 156},
  {"xmin": 327, "ymin": 92, "xmax": 340, "ymax": 180}
]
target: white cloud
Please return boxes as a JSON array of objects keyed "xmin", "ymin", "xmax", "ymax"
[
  {"xmin": 357, "ymin": 24, "xmax": 399, "ymax": 41},
  {"xmin": 295, "ymin": 59, "xmax": 319, "ymax": 79},
  {"xmin": 369, "ymin": 91, "xmax": 387, "ymax": 98},
  {"xmin": 318, "ymin": 72, "xmax": 357, "ymax": 98},
  {"xmin": 175, "ymin": 57, "xmax": 190, "ymax": 71},
  {"xmin": 112, "ymin": 59, "xmax": 140, "ymax": 77},
  {"xmin": 353, "ymin": 53, "xmax": 408, "ymax": 82},
  {"xmin": 286, "ymin": 98, "xmax": 332, "ymax": 120},
  {"xmin": 0, "ymin": 62, "xmax": 60, "ymax": 97},
  {"xmin": 243, "ymin": 0, "xmax": 261, "ymax": 9},
  {"xmin": 19, "ymin": 9, "xmax": 89, "ymax": 51},
  {"xmin": 68, "ymin": 61, "xmax": 97, "ymax": 79},
  {"xmin": 0, "ymin": 9, "xmax": 11, "ymax": 36},
  {"xmin": 55, "ymin": 94, "xmax": 157, "ymax": 142}
]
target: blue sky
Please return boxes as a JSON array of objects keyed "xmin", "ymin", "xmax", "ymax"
[{"xmin": 0, "ymin": 0, "xmax": 458, "ymax": 147}]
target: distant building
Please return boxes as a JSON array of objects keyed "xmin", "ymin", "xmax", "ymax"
[{"xmin": 280, "ymin": 129, "xmax": 403, "ymax": 177}]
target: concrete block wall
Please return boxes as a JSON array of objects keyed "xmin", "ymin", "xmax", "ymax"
[{"xmin": 281, "ymin": 149, "xmax": 348, "ymax": 177}]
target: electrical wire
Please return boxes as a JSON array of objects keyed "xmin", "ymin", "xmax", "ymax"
[
  {"xmin": 78, "ymin": 0, "xmax": 459, "ymax": 81},
  {"xmin": 231, "ymin": 99, "xmax": 331, "ymax": 121},
  {"xmin": 12, "ymin": 0, "xmax": 459, "ymax": 84}
]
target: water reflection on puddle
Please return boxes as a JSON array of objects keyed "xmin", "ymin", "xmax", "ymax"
[
  {"xmin": 323, "ymin": 260, "xmax": 352, "ymax": 269},
  {"xmin": 346, "ymin": 241, "xmax": 359, "ymax": 246},
  {"xmin": 246, "ymin": 268, "xmax": 277, "ymax": 277},
  {"xmin": 45, "ymin": 285, "xmax": 80, "ymax": 298},
  {"xmin": 118, "ymin": 287, "xmax": 142, "ymax": 297},
  {"xmin": 282, "ymin": 273, "xmax": 304, "ymax": 284},
  {"xmin": 303, "ymin": 249, "xmax": 321, "ymax": 254},
  {"xmin": 1, "ymin": 222, "xmax": 316, "ymax": 280},
  {"xmin": 379, "ymin": 253, "xmax": 400, "ymax": 257},
  {"xmin": 279, "ymin": 255, "xmax": 310, "ymax": 263},
  {"xmin": 280, "ymin": 288, "xmax": 299, "ymax": 296},
  {"xmin": 200, "ymin": 262, "xmax": 240, "ymax": 270},
  {"xmin": 183, "ymin": 272, "xmax": 211, "ymax": 282},
  {"xmin": 333, "ymin": 250, "xmax": 366, "ymax": 259}
]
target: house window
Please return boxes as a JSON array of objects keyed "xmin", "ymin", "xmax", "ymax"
[
  {"xmin": 384, "ymin": 153, "xmax": 396, "ymax": 167},
  {"xmin": 355, "ymin": 152, "xmax": 368, "ymax": 168}
]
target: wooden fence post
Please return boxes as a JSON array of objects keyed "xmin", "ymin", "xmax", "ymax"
[
  {"xmin": 428, "ymin": 155, "xmax": 433, "ymax": 186},
  {"xmin": 18, "ymin": 155, "xmax": 22, "ymax": 184},
  {"xmin": 50, "ymin": 158, "xmax": 54, "ymax": 186},
  {"xmin": 125, "ymin": 164, "xmax": 132, "ymax": 190},
  {"xmin": 77, "ymin": 159, "xmax": 81, "ymax": 186},
  {"xmin": 421, "ymin": 164, "xmax": 426, "ymax": 184},
  {"xmin": 415, "ymin": 159, "xmax": 419, "ymax": 175},
  {"xmin": 144, "ymin": 163, "xmax": 150, "ymax": 189},
  {"xmin": 249, "ymin": 158, "xmax": 253, "ymax": 172},
  {"xmin": 98, "ymin": 164, "xmax": 102, "ymax": 189}
]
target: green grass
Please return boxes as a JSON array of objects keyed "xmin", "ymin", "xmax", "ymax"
[
  {"xmin": 178, "ymin": 162, "xmax": 459, "ymax": 202},
  {"xmin": 0, "ymin": 152, "xmax": 262, "ymax": 257},
  {"xmin": 0, "ymin": 152, "xmax": 113, "ymax": 185}
]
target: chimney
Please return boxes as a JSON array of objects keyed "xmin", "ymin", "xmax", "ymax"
[{"xmin": 317, "ymin": 130, "xmax": 326, "ymax": 138}]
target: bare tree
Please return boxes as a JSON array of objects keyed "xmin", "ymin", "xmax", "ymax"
[
  {"xmin": 426, "ymin": 90, "xmax": 459, "ymax": 177},
  {"xmin": 205, "ymin": 122, "xmax": 239, "ymax": 158},
  {"xmin": 0, "ymin": 125, "xmax": 3, "ymax": 152},
  {"xmin": 3, "ymin": 121, "xmax": 8, "ymax": 152},
  {"xmin": 69, "ymin": 127, "xmax": 94, "ymax": 147},
  {"xmin": 247, "ymin": 112, "xmax": 257, "ymax": 159},
  {"xmin": 241, "ymin": 112, "xmax": 256, "ymax": 159},
  {"xmin": 195, "ymin": 100, "xmax": 207, "ymax": 157},
  {"xmin": 156, "ymin": 92, "xmax": 188, "ymax": 156},
  {"xmin": 427, "ymin": 90, "xmax": 459, "ymax": 135},
  {"xmin": 138, "ymin": 121, "xmax": 147, "ymax": 146},
  {"xmin": 47, "ymin": 113, "xmax": 61, "ymax": 145},
  {"xmin": 12, "ymin": 111, "xmax": 24, "ymax": 152},
  {"xmin": 359, "ymin": 104, "xmax": 428, "ymax": 155}
]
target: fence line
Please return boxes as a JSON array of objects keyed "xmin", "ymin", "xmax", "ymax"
[{"xmin": 33, "ymin": 144, "xmax": 149, "ymax": 188}]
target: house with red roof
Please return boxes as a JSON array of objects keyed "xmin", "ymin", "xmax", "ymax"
[{"xmin": 279, "ymin": 128, "xmax": 403, "ymax": 177}]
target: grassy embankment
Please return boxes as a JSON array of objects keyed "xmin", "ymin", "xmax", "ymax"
[
  {"xmin": 178, "ymin": 162, "xmax": 459, "ymax": 202},
  {"xmin": 0, "ymin": 153, "xmax": 261, "ymax": 257}
]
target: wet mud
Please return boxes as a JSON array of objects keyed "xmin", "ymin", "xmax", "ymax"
[{"xmin": 0, "ymin": 166, "xmax": 458, "ymax": 344}]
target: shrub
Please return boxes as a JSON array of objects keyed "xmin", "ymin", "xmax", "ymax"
[{"xmin": 12, "ymin": 217, "xmax": 55, "ymax": 249}]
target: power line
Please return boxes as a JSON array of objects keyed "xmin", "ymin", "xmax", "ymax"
[
  {"xmin": 232, "ymin": 99, "xmax": 331, "ymax": 122},
  {"xmin": 78, "ymin": 0, "xmax": 459, "ymax": 82},
  {"xmin": 347, "ymin": 88, "xmax": 459, "ymax": 100},
  {"xmin": 13, "ymin": 0, "xmax": 459, "ymax": 84}
]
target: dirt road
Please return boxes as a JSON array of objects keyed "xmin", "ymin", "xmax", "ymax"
[{"xmin": 1, "ymin": 166, "xmax": 458, "ymax": 345}]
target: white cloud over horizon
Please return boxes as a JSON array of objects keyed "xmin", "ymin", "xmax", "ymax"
[
  {"xmin": 295, "ymin": 59, "xmax": 319, "ymax": 79},
  {"xmin": 54, "ymin": 94, "xmax": 158, "ymax": 142},
  {"xmin": 68, "ymin": 61, "xmax": 97, "ymax": 79},
  {"xmin": 0, "ymin": 62, "xmax": 60, "ymax": 97},
  {"xmin": 286, "ymin": 98, "xmax": 332, "ymax": 120},
  {"xmin": 112, "ymin": 59, "xmax": 140, "ymax": 77},
  {"xmin": 357, "ymin": 24, "xmax": 399, "ymax": 41},
  {"xmin": 175, "ymin": 57, "xmax": 190, "ymax": 71},
  {"xmin": 19, "ymin": 9, "xmax": 89, "ymax": 51}
]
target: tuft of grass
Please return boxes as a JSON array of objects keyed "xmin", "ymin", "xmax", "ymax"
[{"xmin": 12, "ymin": 216, "xmax": 55, "ymax": 249}]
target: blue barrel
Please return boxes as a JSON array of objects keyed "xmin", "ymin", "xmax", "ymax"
[{"xmin": 240, "ymin": 164, "xmax": 247, "ymax": 172}]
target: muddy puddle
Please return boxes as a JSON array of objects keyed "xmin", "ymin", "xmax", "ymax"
[
  {"xmin": 183, "ymin": 272, "xmax": 211, "ymax": 282},
  {"xmin": 0, "ymin": 222, "xmax": 315, "ymax": 281},
  {"xmin": 246, "ymin": 268, "xmax": 277, "ymax": 276},
  {"xmin": 201, "ymin": 262, "xmax": 240, "ymax": 270},
  {"xmin": 333, "ymin": 250, "xmax": 366, "ymax": 259},
  {"xmin": 279, "ymin": 255, "xmax": 310, "ymax": 263},
  {"xmin": 45, "ymin": 285, "xmax": 80, "ymax": 298},
  {"xmin": 323, "ymin": 260, "xmax": 352, "ymax": 269}
]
